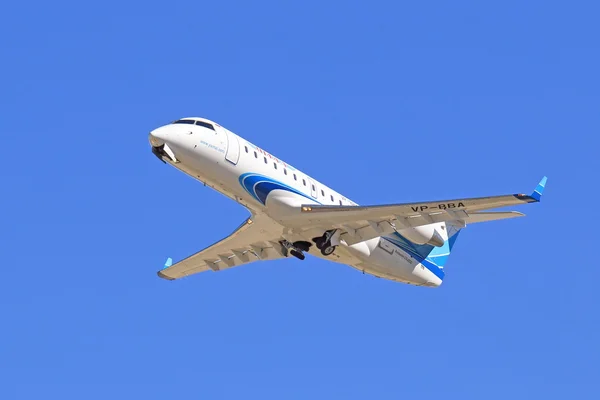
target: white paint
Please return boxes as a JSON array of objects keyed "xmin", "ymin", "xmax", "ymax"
[{"xmin": 149, "ymin": 117, "xmax": 538, "ymax": 286}]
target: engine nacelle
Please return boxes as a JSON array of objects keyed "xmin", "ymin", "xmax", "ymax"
[{"xmin": 397, "ymin": 223, "xmax": 447, "ymax": 247}]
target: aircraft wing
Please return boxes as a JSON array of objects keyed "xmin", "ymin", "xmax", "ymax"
[
  {"xmin": 292, "ymin": 177, "xmax": 547, "ymax": 246},
  {"xmin": 158, "ymin": 213, "xmax": 287, "ymax": 280}
]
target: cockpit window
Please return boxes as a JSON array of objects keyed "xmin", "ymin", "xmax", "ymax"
[
  {"xmin": 171, "ymin": 119, "xmax": 215, "ymax": 131},
  {"xmin": 195, "ymin": 121, "xmax": 215, "ymax": 131}
]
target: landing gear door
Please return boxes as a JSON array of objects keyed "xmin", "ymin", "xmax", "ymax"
[
  {"xmin": 308, "ymin": 178, "xmax": 318, "ymax": 199},
  {"xmin": 222, "ymin": 127, "xmax": 240, "ymax": 165}
]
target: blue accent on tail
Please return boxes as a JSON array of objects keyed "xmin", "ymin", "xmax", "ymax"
[
  {"xmin": 531, "ymin": 176, "xmax": 547, "ymax": 202},
  {"xmin": 448, "ymin": 229, "xmax": 461, "ymax": 251},
  {"xmin": 163, "ymin": 257, "xmax": 173, "ymax": 269},
  {"xmin": 383, "ymin": 225, "xmax": 463, "ymax": 280}
]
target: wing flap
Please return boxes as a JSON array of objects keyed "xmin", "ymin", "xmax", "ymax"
[{"xmin": 465, "ymin": 211, "xmax": 525, "ymax": 224}]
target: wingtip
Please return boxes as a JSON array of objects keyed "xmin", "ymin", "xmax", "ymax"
[
  {"xmin": 531, "ymin": 176, "xmax": 548, "ymax": 201},
  {"xmin": 157, "ymin": 257, "xmax": 175, "ymax": 280},
  {"xmin": 157, "ymin": 270, "xmax": 175, "ymax": 280}
]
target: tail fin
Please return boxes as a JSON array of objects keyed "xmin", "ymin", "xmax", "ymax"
[
  {"xmin": 425, "ymin": 222, "xmax": 462, "ymax": 269},
  {"xmin": 385, "ymin": 222, "xmax": 462, "ymax": 271}
]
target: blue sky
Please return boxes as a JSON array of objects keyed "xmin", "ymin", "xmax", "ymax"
[{"xmin": 1, "ymin": 0, "xmax": 599, "ymax": 398}]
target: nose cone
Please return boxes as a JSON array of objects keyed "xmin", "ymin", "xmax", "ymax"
[{"xmin": 149, "ymin": 127, "xmax": 169, "ymax": 147}]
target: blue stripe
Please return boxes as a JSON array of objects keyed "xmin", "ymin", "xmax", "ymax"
[
  {"xmin": 239, "ymin": 172, "xmax": 316, "ymax": 205},
  {"xmin": 422, "ymin": 258, "xmax": 446, "ymax": 280}
]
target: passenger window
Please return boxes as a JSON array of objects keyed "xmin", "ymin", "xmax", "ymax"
[
  {"xmin": 312, "ymin": 184, "xmax": 315, "ymax": 191},
  {"xmin": 254, "ymin": 151, "xmax": 257, "ymax": 158},
  {"xmin": 330, "ymin": 195, "xmax": 334, "ymax": 202},
  {"xmin": 264, "ymin": 157, "xmax": 267, "ymax": 164},
  {"xmin": 245, "ymin": 146, "xmax": 248, "ymax": 153},
  {"xmin": 273, "ymin": 162, "xmax": 277, "ymax": 170},
  {"xmin": 293, "ymin": 174, "xmax": 297, "ymax": 181},
  {"xmin": 321, "ymin": 189, "xmax": 325, "ymax": 197},
  {"xmin": 284, "ymin": 169, "xmax": 287, "ymax": 175},
  {"xmin": 339, "ymin": 200, "xmax": 342, "ymax": 205},
  {"xmin": 302, "ymin": 179, "xmax": 306, "ymax": 186}
]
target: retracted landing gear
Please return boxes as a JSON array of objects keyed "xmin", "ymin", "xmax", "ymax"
[{"xmin": 312, "ymin": 230, "xmax": 337, "ymax": 256}]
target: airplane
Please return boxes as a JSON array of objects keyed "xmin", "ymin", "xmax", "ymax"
[{"xmin": 149, "ymin": 117, "xmax": 546, "ymax": 287}]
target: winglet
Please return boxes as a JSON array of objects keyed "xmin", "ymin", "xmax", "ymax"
[
  {"xmin": 163, "ymin": 257, "xmax": 173, "ymax": 269},
  {"xmin": 531, "ymin": 176, "xmax": 547, "ymax": 202}
]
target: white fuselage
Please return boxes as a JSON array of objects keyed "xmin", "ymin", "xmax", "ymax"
[{"xmin": 149, "ymin": 118, "xmax": 444, "ymax": 287}]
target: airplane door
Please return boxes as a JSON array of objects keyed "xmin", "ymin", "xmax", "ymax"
[
  {"xmin": 309, "ymin": 178, "xmax": 318, "ymax": 199},
  {"xmin": 223, "ymin": 128, "xmax": 240, "ymax": 165}
]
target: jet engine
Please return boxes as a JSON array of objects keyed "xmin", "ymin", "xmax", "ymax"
[{"xmin": 397, "ymin": 223, "xmax": 446, "ymax": 247}]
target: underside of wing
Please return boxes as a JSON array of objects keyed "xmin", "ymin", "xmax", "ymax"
[
  {"xmin": 286, "ymin": 177, "xmax": 547, "ymax": 246},
  {"xmin": 158, "ymin": 213, "xmax": 287, "ymax": 280}
]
